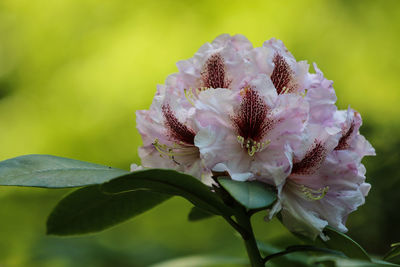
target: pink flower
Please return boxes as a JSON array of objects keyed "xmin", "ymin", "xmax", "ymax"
[
  {"xmin": 136, "ymin": 34, "xmax": 375, "ymax": 240},
  {"xmin": 136, "ymin": 88, "xmax": 204, "ymax": 178},
  {"xmin": 268, "ymin": 108, "xmax": 375, "ymax": 240},
  {"xmin": 194, "ymin": 74, "xmax": 308, "ymax": 183},
  {"xmin": 250, "ymin": 38, "xmax": 310, "ymax": 95},
  {"xmin": 176, "ymin": 34, "xmax": 253, "ymax": 94},
  {"xmin": 305, "ymin": 63, "xmax": 338, "ymax": 126},
  {"xmin": 136, "ymin": 34, "xmax": 255, "ymax": 180}
]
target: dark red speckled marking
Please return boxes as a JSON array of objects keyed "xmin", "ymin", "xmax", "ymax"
[{"xmin": 162, "ymin": 104, "xmax": 195, "ymax": 145}]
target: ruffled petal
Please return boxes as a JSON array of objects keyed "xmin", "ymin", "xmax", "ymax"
[{"xmin": 306, "ymin": 63, "xmax": 338, "ymax": 126}]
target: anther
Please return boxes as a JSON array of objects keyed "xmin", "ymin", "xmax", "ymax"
[
  {"xmin": 237, "ymin": 136, "xmax": 270, "ymax": 156},
  {"xmin": 300, "ymin": 185, "xmax": 329, "ymax": 201},
  {"xmin": 184, "ymin": 87, "xmax": 210, "ymax": 106}
]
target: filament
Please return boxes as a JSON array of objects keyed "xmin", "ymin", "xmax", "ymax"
[
  {"xmin": 184, "ymin": 87, "xmax": 210, "ymax": 106},
  {"xmin": 237, "ymin": 136, "xmax": 271, "ymax": 156},
  {"xmin": 300, "ymin": 184, "xmax": 329, "ymax": 201},
  {"xmin": 153, "ymin": 139, "xmax": 198, "ymax": 165}
]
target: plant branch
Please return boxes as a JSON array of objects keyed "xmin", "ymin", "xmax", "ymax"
[
  {"xmin": 214, "ymin": 173, "xmax": 264, "ymax": 266},
  {"xmin": 234, "ymin": 212, "xmax": 265, "ymax": 267},
  {"xmin": 223, "ymin": 215, "xmax": 248, "ymax": 238}
]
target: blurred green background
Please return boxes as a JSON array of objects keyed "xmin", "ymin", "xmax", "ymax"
[{"xmin": 0, "ymin": 0, "xmax": 399, "ymax": 266}]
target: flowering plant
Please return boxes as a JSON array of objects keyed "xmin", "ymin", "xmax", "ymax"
[{"xmin": 0, "ymin": 35, "xmax": 397, "ymax": 266}]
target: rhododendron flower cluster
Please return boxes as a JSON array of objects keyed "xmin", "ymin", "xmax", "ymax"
[{"xmin": 136, "ymin": 34, "xmax": 375, "ymax": 240}]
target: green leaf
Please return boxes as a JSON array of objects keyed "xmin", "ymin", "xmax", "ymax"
[
  {"xmin": 372, "ymin": 259, "xmax": 400, "ymax": 266},
  {"xmin": 217, "ymin": 177, "xmax": 276, "ymax": 209},
  {"xmin": 258, "ymin": 241, "xmax": 344, "ymax": 265},
  {"xmin": 257, "ymin": 241, "xmax": 310, "ymax": 267},
  {"xmin": 47, "ymin": 185, "xmax": 170, "ymax": 235},
  {"xmin": 151, "ymin": 254, "xmax": 248, "ymax": 267},
  {"xmin": 257, "ymin": 241, "xmax": 397, "ymax": 267},
  {"xmin": 101, "ymin": 169, "xmax": 233, "ymax": 216},
  {"xmin": 321, "ymin": 226, "xmax": 371, "ymax": 261},
  {"xmin": 286, "ymin": 224, "xmax": 372, "ymax": 263},
  {"xmin": 269, "ymin": 245, "xmax": 344, "ymax": 257},
  {"xmin": 0, "ymin": 154, "xmax": 129, "ymax": 188},
  {"xmin": 256, "ymin": 241, "xmax": 326, "ymax": 266},
  {"xmin": 310, "ymin": 255, "xmax": 400, "ymax": 267},
  {"xmin": 188, "ymin": 206, "xmax": 215, "ymax": 221},
  {"xmin": 384, "ymin": 242, "xmax": 400, "ymax": 262}
]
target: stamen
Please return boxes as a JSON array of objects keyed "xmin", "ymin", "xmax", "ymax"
[
  {"xmin": 280, "ymin": 86, "xmax": 290, "ymax": 94},
  {"xmin": 300, "ymin": 185, "xmax": 329, "ymax": 201},
  {"xmin": 153, "ymin": 139, "xmax": 199, "ymax": 165},
  {"xmin": 184, "ymin": 87, "xmax": 210, "ymax": 106},
  {"xmin": 299, "ymin": 89, "xmax": 308, "ymax": 98},
  {"xmin": 270, "ymin": 53, "xmax": 295, "ymax": 94},
  {"xmin": 237, "ymin": 136, "xmax": 270, "ymax": 156},
  {"xmin": 153, "ymin": 139, "xmax": 180, "ymax": 164},
  {"xmin": 201, "ymin": 53, "xmax": 231, "ymax": 89},
  {"xmin": 184, "ymin": 88, "xmax": 196, "ymax": 106}
]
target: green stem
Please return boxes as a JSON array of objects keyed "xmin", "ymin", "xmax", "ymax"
[
  {"xmin": 223, "ymin": 215, "xmax": 248, "ymax": 236},
  {"xmin": 214, "ymin": 175, "xmax": 264, "ymax": 266},
  {"xmin": 234, "ymin": 212, "xmax": 264, "ymax": 267}
]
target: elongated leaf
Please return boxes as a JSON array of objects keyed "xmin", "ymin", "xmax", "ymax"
[
  {"xmin": 322, "ymin": 226, "xmax": 370, "ymax": 261},
  {"xmin": 101, "ymin": 169, "xmax": 233, "ymax": 216},
  {"xmin": 188, "ymin": 206, "xmax": 215, "ymax": 221},
  {"xmin": 258, "ymin": 240, "xmax": 344, "ymax": 264},
  {"xmin": 384, "ymin": 243, "xmax": 400, "ymax": 262},
  {"xmin": 151, "ymin": 254, "xmax": 248, "ymax": 267},
  {"xmin": 47, "ymin": 185, "xmax": 170, "ymax": 235},
  {"xmin": 256, "ymin": 241, "xmax": 318, "ymax": 266},
  {"xmin": 0, "ymin": 154, "xmax": 129, "ymax": 188},
  {"xmin": 257, "ymin": 242, "xmax": 392, "ymax": 267},
  {"xmin": 372, "ymin": 259, "xmax": 400, "ymax": 266},
  {"xmin": 257, "ymin": 242, "xmax": 309, "ymax": 266},
  {"xmin": 217, "ymin": 177, "xmax": 276, "ymax": 209},
  {"xmin": 310, "ymin": 255, "xmax": 400, "ymax": 267},
  {"xmin": 282, "ymin": 220, "xmax": 371, "ymax": 262}
]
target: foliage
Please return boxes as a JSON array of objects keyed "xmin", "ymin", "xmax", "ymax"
[
  {"xmin": 47, "ymin": 186, "xmax": 170, "ymax": 235},
  {"xmin": 0, "ymin": 1, "xmax": 399, "ymax": 266},
  {"xmin": 0, "ymin": 155, "xmax": 398, "ymax": 266}
]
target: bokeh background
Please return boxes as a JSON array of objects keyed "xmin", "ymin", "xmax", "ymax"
[{"xmin": 0, "ymin": 0, "xmax": 399, "ymax": 266}]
